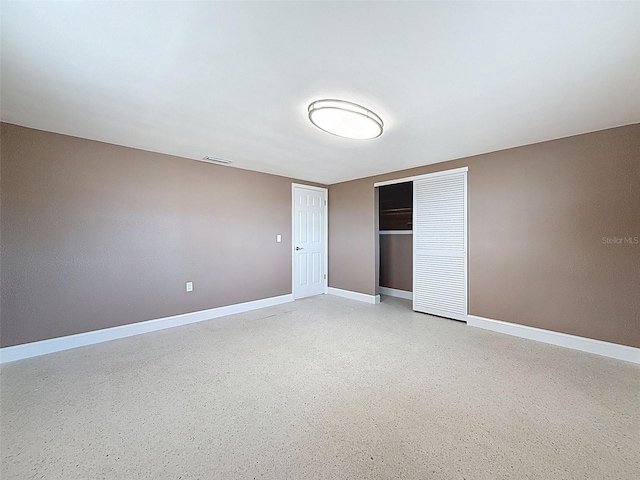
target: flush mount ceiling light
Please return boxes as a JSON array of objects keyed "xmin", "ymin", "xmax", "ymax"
[{"xmin": 308, "ymin": 99, "xmax": 383, "ymax": 140}]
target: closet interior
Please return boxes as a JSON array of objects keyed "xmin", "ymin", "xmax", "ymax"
[{"xmin": 378, "ymin": 182, "xmax": 413, "ymax": 295}]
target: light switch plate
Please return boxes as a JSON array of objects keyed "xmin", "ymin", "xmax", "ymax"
[
  {"xmin": 186, "ymin": 281, "xmax": 193, "ymax": 292},
  {"xmin": 276, "ymin": 234, "xmax": 282, "ymax": 243}
]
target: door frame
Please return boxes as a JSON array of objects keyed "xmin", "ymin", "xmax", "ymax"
[{"xmin": 291, "ymin": 183, "xmax": 329, "ymax": 298}]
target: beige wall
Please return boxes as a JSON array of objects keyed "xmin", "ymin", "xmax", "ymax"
[
  {"xmin": 329, "ymin": 124, "xmax": 640, "ymax": 348},
  {"xmin": 3, "ymin": 122, "xmax": 639, "ymax": 349},
  {"xmin": 379, "ymin": 234, "xmax": 412, "ymax": 291},
  {"xmin": 328, "ymin": 179, "xmax": 378, "ymax": 295},
  {"xmin": 0, "ymin": 124, "xmax": 324, "ymax": 347}
]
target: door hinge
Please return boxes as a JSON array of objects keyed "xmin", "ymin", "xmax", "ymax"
[
  {"xmin": 324, "ymin": 274, "xmax": 327, "ymax": 279},
  {"xmin": 324, "ymin": 200, "xmax": 327, "ymax": 206}
]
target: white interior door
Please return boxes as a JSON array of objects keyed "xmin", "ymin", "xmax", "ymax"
[
  {"xmin": 413, "ymin": 167, "xmax": 468, "ymax": 321},
  {"xmin": 293, "ymin": 185, "xmax": 327, "ymax": 299}
]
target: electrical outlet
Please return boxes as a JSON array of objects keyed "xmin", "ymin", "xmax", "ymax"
[{"xmin": 186, "ymin": 281, "xmax": 193, "ymax": 292}]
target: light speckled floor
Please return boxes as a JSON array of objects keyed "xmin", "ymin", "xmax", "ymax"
[{"xmin": 1, "ymin": 295, "xmax": 639, "ymax": 479}]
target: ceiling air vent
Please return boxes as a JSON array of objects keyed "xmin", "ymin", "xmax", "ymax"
[{"xmin": 201, "ymin": 156, "xmax": 232, "ymax": 165}]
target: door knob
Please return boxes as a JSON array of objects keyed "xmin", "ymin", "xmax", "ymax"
[{"xmin": 295, "ymin": 246, "xmax": 303, "ymax": 251}]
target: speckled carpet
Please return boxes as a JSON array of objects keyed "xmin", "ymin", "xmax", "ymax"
[{"xmin": 1, "ymin": 295, "xmax": 639, "ymax": 479}]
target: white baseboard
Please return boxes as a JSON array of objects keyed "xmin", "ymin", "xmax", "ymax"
[
  {"xmin": 328, "ymin": 287, "xmax": 380, "ymax": 305},
  {"xmin": 378, "ymin": 286, "xmax": 413, "ymax": 300},
  {"xmin": 467, "ymin": 314, "xmax": 640, "ymax": 365},
  {"xmin": 0, "ymin": 294, "xmax": 294, "ymax": 364}
]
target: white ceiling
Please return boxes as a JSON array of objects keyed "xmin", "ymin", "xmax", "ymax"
[{"xmin": 2, "ymin": 2, "xmax": 639, "ymax": 184}]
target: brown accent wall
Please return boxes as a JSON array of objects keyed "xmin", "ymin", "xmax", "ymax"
[
  {"xmin": 329, "ymin": 124, "xmax": 640, "ymax": 348},
  {"xmin": 0, "ymin": 123, "xmax": 324, "ymax": 347},
  {"xmin": 379, "ymin": 234, "xmax": 412, "ymax": 291}
]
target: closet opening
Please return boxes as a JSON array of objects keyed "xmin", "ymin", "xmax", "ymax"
[
  {"xmin": 375, "ymin": 166, "xmax": 468, "ymax": 319},
  {"xmin": 377, "ymin": 181, "xmax": 413, "ymax": 300}
]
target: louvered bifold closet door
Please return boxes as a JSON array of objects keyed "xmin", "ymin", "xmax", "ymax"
[{"xmin": 413, "ymin": 168, "xmax": 467, "ymax": 321}]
